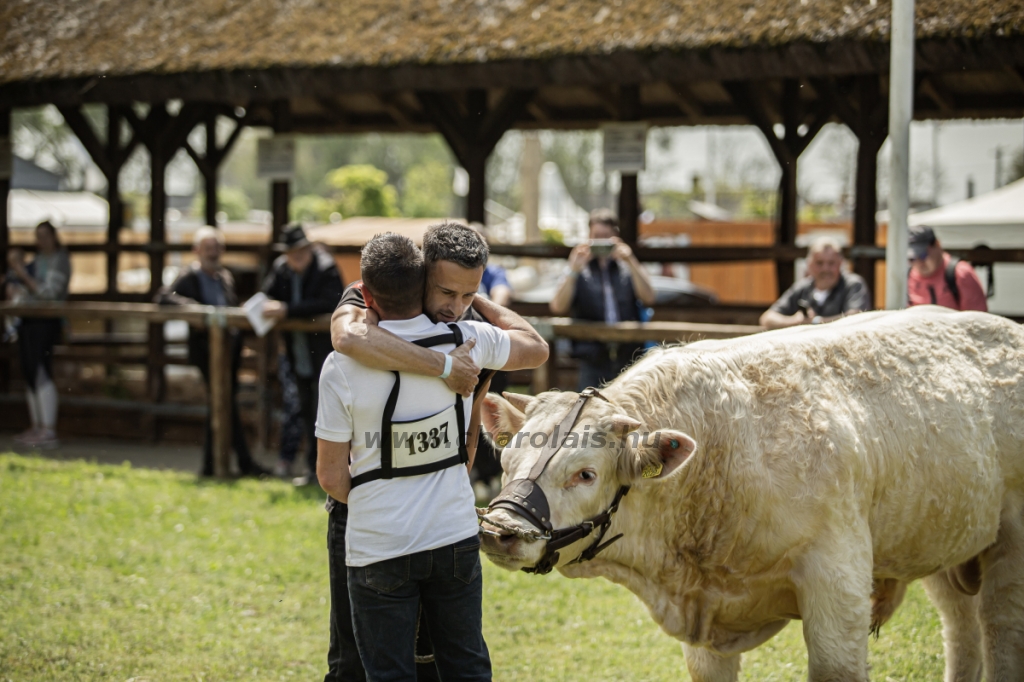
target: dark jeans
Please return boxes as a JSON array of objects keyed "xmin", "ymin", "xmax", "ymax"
[
  {"xmin": 18, "ymin": 317, "xmax": 62, "ymax": 389},
  {"xmin": 326, "ymin": 504, "xmax": 367, "ymax": 682},
  {"xmin": 348, "ymin": 536, "xmax": 491, "ymax": 682},
  {"xmin": 296, "ymin": 373, "xmax": 319, "ymax": 475},
  {"xmin": 326, "ymin": 504, "xmax": 441, "ymax": 682}
]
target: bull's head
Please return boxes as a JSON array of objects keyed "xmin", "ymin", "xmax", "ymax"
[{"xmin": 479, "ymin": 390, "xmax": 697, "ymax": 573}]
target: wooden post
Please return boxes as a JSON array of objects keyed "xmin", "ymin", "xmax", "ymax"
[
  {"xmin": 204, "ymin": 111, "xmax": 218, "ymax": 228},
  {"xmin": 271, "ymin": 101, "xmax": 292, "ymax": 246},
  {"xmin": 813, "ymin": 76, "xmax": 887, "ymax": 296},
  {"xmin": 0, "ymin": 108, "xmax": 8, "ymax": 394},
  {"xmin": 0, "ymin": 108, "xmax": 9, "ymax": 283},
  {"xmin": 416, "ymin": 89, "xmax": 534, "ymax": 225},
  {"xmin": 207, "ymin": 312, "xmax": 232, "ymax": 478},
  {"xmin": 149, "ymin": 151, "xmax": 167, "ymax": 297},
  {"xmin": 531, "ymin": 353, "xmax": 552, "ymax": 394},
  {"xmin": 723, "ymin": 80, "xmax": 831, "ymax": 295},
  {"xmin": 617, "ymin": 85, "xmax": 641, "ymax": 248},
  {"xmin": 106, "ymin": 106, "xmax": 127, "ymax": 295},
  {"xmin": 255, "ymin": 331, "xmax": 270, "ymax": 455}
]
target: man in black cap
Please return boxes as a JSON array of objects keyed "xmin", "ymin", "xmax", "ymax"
[
  {"xmin": 907, "ymin": 224, "xmax": 988, "ymax": 311},
  {"xmin": 262, "ymin": 223, "xmax": 345, "ymax": 485}
]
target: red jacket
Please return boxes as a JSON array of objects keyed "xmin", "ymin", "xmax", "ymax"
[{"xmin": 908, "ymin": 253, "xmax": 987, "ymax": 312}]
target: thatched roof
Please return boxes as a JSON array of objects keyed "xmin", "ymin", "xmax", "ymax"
[{"xmin": 2, "ymin": 0, "xmax": 1023, "ymax": 87}]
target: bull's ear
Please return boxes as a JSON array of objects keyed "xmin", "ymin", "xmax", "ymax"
[
  {"xmin": 482, "ymin": 393, "xmax": 527, "ymax": 447},
  {"xmin": 620, "ymin": 429, "xmax": 697, "ymax": 483}
]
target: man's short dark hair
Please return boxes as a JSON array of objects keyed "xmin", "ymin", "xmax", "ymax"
[
  {"xmin": 588, "ymin": 208, "xmax": 619, "ymax": 233},
  {"xmin": 360, "ymin": 233, "xmax": 424, "ymax": 315},
  {"xmin": 422, "ymin": 221, "xmax": 489, "ymax": 270}
]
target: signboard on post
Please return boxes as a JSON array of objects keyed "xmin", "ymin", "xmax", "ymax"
[
  {"xmin": 257, "ymin": 136, "xmax": 295, "ymax": 180},
  {"xmin": 602, "ymin": 123, "xmax": 648, "ymax": 173}
]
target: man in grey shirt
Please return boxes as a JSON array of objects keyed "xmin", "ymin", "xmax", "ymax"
[{"xmin": 760, "ymin": 236, "xmax": 872, "ymax": 330}]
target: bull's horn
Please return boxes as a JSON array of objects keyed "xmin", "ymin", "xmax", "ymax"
[
  {"xmin": 502, "ymin": 392, "xmax": 537, "ymax": 413},
  {"xmin": 610, "ymin": 414, "xmax": 642, "ymax": 433}
]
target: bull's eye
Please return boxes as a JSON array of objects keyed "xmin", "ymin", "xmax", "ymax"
[{"xmin": 567, "ymin": 469, "xmax": 598, "ymax": 488}]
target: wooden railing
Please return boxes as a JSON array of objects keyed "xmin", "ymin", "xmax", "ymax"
[{"xmin": 0, "ymin": 301, "xmax": 762, "ymax": 477}]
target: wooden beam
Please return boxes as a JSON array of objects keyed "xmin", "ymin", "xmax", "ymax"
[
  {"xmin": 57, "ymin": 106, "xmax": 113, "ymax": 178},
  {"xmin": 920, "ymin": 75, "xmax": 955, "ymax": 114},
  {"xmin": 666, "ymin": 82, "xmax": 703, "ymax": 121},
  {"xmin": 375, "ymin": 93, "xmax": 413, "ymax": 127}
]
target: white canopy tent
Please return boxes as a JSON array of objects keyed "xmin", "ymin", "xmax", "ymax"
[{"xmin": 909, "ymin": 177, "xmax": 1024, "ymax": 315}]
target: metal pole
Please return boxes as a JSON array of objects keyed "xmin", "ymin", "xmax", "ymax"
[{"xmin": 886, "ymin": 0, "xmax": 915, "ymax": 310}]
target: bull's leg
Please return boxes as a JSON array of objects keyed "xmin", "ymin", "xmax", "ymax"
[
  {"xmin": 793, "ymin": 536, "xmax": 872, "ymax": 682},
  {"xmin": 681, "ymin": 644, "xmax": 740, "ymax": 682},
  {"xmin": 921, "ymin": 570, "xmax": 982, "ymax": 682},
  {"xmin": 977, "ymin": 500, "xmax": 1024, "ymax": 680}
]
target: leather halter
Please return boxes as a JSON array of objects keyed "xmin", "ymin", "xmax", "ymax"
[{"xmin": 484, "ymin": 387, "xmax": 631, "ymax": 575}]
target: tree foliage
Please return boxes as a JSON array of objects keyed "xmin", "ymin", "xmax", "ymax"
[
  {"xmin": 401, "ymin": 161, "xmax": 453, "ymax": 217},
  {"xmin": 326, "ymin": 165, "xmax": 400, "ymax": 218}
]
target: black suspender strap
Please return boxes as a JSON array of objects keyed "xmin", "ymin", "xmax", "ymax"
[{"xmin": 448, "ymin": 324, "xmax": 469, "ymax": 466}]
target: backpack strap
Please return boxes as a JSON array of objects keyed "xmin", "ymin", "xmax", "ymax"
[{"xmin": 945, "ymin": 258, "xmax": 961, "ymax": 307}]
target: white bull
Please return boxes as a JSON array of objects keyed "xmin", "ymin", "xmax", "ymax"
[{"xmin": 480, "ymin": 307, "xmax": 1024, "ymax": 681}]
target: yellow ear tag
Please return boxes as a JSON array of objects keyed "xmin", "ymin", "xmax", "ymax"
[
  {"xmin": 641, "ymin": 462, "xmax": 664, "ymax": 479},
  {"xmin": 496, "ymin": 433, "xmax": 511, "ymax": 448}
]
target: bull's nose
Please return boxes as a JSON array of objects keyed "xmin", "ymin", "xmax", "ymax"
[{"xmin": 480, "ymin": 531, "xmax": 518, "ymax": 551}]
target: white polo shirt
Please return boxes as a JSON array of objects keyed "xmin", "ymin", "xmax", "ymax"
[{"xmin": 315, "ymin": 315, "xmax": 511, "ymax": 567}]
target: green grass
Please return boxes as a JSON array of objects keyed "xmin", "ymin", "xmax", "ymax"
[{"xmin": 1, "ymin": 453, "xmax": 946, "ymax": 681}]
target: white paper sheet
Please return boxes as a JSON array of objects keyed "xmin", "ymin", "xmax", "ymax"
[{"xmin": 243, "ymin": 292, "xmax": 277, "ymax": 337}]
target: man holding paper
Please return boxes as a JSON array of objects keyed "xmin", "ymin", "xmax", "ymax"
[
  {"xmin": 261, "ymin": 224, "xmax": 345, "ymax": 485},
  {"xmin": 157, "ymin": 226, "xmax": 269, "ymax": 477}
]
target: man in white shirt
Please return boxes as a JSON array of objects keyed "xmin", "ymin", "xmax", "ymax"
[{"xmin": 317, "ymin": 233, "xmax": 543, "ymax": 681}]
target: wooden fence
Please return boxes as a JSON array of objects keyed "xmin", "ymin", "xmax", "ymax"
[{"xmin": 0, "ymin": 301, "xmax": 762, "ymax": 477}]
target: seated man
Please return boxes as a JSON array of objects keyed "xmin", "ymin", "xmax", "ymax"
[
  {"xmin": 323, "ymin": 221, "xmax": 548, "ymax": 682},
  {"xmin": 759, "ymin": 236, "xmax": 872, "ymax": 330},
  {"xmin": 317, "ymin": 232, "xmax": 542, "ymax": 680}
]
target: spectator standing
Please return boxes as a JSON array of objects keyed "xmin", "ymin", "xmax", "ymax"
[
  {"xmin": 759, "ymin": 237, "xmax": 872, "ymax": 330},
  {"xmin": 158, "ymin": 226, "xmax": 267, "ymax": 477},
  {"xmin": 262, "ymin": 224, "xmax": 344, "ymax": 486},
  {"xmin": 550, "ymin": 208, "xmax": 656, "ymax": 391},
  {"xmin": 907, "ymin": 225, "xmax": 988, "ymax": 312},
  {"xmin": 6, "ymin": 220, "xmax": 71, "ymax": 449}
]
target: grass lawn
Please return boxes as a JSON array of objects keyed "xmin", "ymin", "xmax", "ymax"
[{"xmin": 1, "ymin": 453, "xmax": 946, "ymax": 681}]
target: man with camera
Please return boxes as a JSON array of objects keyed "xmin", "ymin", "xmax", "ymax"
[
  {"xmin": 550, "ymin": 208, "xmax": 656, "ymax": 390},
  {"xmin": 759, "ymin": 236, "xmax": 871, "ymax": 330}
]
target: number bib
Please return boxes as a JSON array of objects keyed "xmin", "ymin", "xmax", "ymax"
[{"xmin": 391, "ymin": 405, "xmax": 460, "ymax": 471}]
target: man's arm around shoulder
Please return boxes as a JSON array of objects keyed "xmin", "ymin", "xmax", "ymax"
[
  {"xmin": 472, "ymin": 295, "xmax": 549, "ymax": 371},
  {"xmin": 330, "ymin": 291, "xmax": 479, "ymax": 397}
]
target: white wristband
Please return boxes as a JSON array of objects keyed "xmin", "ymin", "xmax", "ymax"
[{"xmin": 438, "ymin": 354, "xmax": 453, "ymax": 380}]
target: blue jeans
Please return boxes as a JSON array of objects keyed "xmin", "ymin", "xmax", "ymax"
[{"xmin": 348, "ymin": 536, "xmax": 491, "ymax": 682}]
